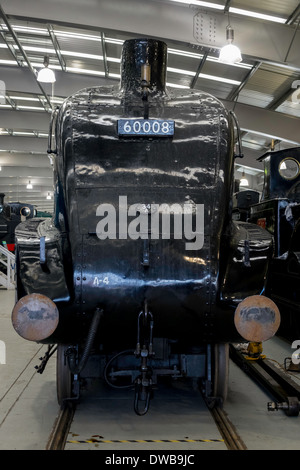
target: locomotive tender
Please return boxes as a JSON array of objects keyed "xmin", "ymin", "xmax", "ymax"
[{"xmin": 11, "ymin": 39, "xmax": 280, "ymax": 414}]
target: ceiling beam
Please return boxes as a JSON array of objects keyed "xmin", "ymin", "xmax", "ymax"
[
  {"xmin": 0, "ymin": 66, "xmax": 108, "ymax": 98},
  {"xmin": 286, "ymin": 3, "xmax": 300, "ymax": 25},
  {"xmin": 0, "ymin": 4, "xmax": 52, "ymax": 108},
  {"xmin": 0, "ymin": 152, "xmax": 51, "ymax": 167},
  {"xmin": 190, "ymin": 51, "xmax": 208, "ymax": 89},
  {"xmin": 222, "ymin": 98, "xmax": 300, "ymax": 146},
  {"xmin": 0, "ymin": 135, "xmax": 49, "ymax": 152},
  {"xmin": 0, "ymin": 109, "xmax": 50, "ymax": 130},
  {"xmin": 47, "ymin": 23, "xmax": 66, "ymax": 72}
]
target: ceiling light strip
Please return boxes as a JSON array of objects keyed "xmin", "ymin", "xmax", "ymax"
[
  {"xmin": 229, "ymin": 7, "xmax": 286, "ymax": 24},
  {"xmin": 167, "ymin": 1, "xmax": 287, "ymax": 23}
]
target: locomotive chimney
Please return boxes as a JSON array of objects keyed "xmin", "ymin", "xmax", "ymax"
[{"xmin": 120, "ymin": 38, "xmax": 167, "ymax": 95}]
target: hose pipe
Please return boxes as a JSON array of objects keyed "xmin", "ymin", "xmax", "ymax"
[{"xmin": 67, "ymin": 307, "xmax": 103, "ymax": 374}]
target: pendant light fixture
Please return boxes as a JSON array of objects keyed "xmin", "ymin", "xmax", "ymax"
[
  {"xmin": 219, "ymin": 23, "xmax": 242, "ymax": 64},
  {"xmin": 240, "ymin": 171, "xmax": 249, "ymax": 187},
  {"xmin": 37, "ymin": 55, "xmax": 56, "ymax": 83},
  {"xmin": 26, "ymin": 180, "xmax": 33, "ymax": 189}
]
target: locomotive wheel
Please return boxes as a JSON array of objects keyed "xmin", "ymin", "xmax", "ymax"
[
  {"xmin": 56, "ymin": 344, "xmax": 73, "ymax": 407},
  {"xmin": 212, "ymin": 343, "xmax": 229, "ymax": 407}
]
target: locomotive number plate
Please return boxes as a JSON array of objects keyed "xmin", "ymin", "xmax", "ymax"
[{"xmin": 118, "ymin": 119, "xmax": 174, "ymax": 137}]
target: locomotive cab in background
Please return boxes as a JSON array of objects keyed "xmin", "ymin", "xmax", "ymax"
[
  {"xmin": 12, "ymin": 38, "xmax": 280, "ymax": 414},
  {"xmin": 249, "ymin": 147, "xmax": 300, "ymax": 339},
  {"xmin": 0, "ymin": 193, "xmax": 35, "ymax": 252}
]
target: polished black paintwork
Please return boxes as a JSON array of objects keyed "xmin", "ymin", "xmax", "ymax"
[{"xmin": 15, "ymin": 39, "xmax": 272, "ymax": 349}]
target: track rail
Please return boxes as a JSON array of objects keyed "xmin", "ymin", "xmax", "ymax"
[
  {"xmin": 210, "ymin": 406, "xmax": 247, "ymax": 450},
  {"xmin": 229, "ymin": 343, "xmax": 300, "ymax": 417},
  {"xmin": 46, "ymin": 404, "xmax": 75, "ymax": 450}
]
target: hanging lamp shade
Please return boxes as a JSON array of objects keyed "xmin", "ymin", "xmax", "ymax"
[
  {"xmin": 219, "ymin": 25, "xmax": 242, "ymax": 64},
  {"xmin": 37, "ymin": 55, "xmax": 56, "ymax": 83},
  {"xmin": 240, "ymin": 171, "xmax": 249, "ymax": 187}
]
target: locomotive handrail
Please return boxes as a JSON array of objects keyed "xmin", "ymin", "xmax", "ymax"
[
  {"xmin": 229, "ymin": 110, "xmax": 244, "ymax": 159},
  {"xmin": 47, "ymin": 106, "xmax": 59, "ymax": 155},
  {"xmin": 0, "ymin": 245, "xmax": 15, "ymax": 289}
]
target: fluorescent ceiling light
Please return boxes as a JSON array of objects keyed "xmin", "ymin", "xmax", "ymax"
[
  {"xmin": 0, "ymin": 60, "xmax": 17, "ymax": 65},
  {"xmin": 168, "ymin": 0, "xmax": 223, "ymax": 9},
  {"xmin": 24, "ymin": 47, "xmax": 121, "ymax": 63},
  {"xmin": 229, "ymin": 7, "xmax": 286, "ymax": 23},
  {"xmin": 167, "ymin": 82, "xmax": 190, "ymax": 89},
  {"xmin": 106, "ymin": 38, "xmax": 124, "ymax": 45},
  {"xmin": 167, "ymin": 66, "xmax": 241, "ymax": 85},
  {"xmin": 30, "ymin": 62, "xmax": 62, "ymax": 71},
  {"xmin": 166, "ymin": 2, "xmax": 287, "ymax": 23},
  {"xmin": 65, "ymin": 66, "xmax": 105, "ymax": 76},
  {"xmin": 108, "ymin": 73, "xmax": 121, "ymax": 79},
  {"xmin": 11, "ymin": 24, "xmax": 48, "ymax": 34},
  {"xmin": 168, "ymin": 48, "xmax": 202, "ymax": 59},
  {"xmin": 10, "ymin": 96, "xmax": 40, "ymax": 101},
  {"xmin": 168, "ymin": 48, "xmax": 251, "ymax": 69},
  {"xmin": 54, "ymin": 30, "xmax": 101, "ymax": 41},
  {"xmin": 199, "ymin": 73, "xmax": 240, "ymax": 85},
  {"xmin": 22, "ymin": 45, "xmax": 55, "ymax": 54},
  {"xmin": 167, "ymin": 66, "xmax": 195, "ymax": 76},
  {"xmin": 208, "ymin": 55, "xmax": 251, "ymax": 69},
  {"xmin": 17, "ymin": 106, "xmax": 45, "ymax": 111}
]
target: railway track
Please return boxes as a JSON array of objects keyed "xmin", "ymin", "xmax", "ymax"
[
  {"xmin": 229, "ymin": 343, "xmax": 300, "ymax": 417},
  {"xmin": 45, "ymin": 398, "xmax": 246, "ymax": 451},
  {"xmin": 46, "ymin": 338, "xmax": 299, "ymax": 451},
  {"xmin": 46, "ymin": 403, "xmax": 75, "ymax": 450},
  {"xmin": 209, "ymin": 406, "xmax": 247, "ymax": 450}
]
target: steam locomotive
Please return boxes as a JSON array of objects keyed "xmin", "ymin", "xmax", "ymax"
[
  {"xmin": 11, "ymin": 38, "xmax": 280, "ymax": 414},
  {"xmin": 249, "ymin": 147, "xmax": 300, "ymax": 340},
  {"xmin": 0, "ymin": 193, "xmax": 35, "ymax": 251}
]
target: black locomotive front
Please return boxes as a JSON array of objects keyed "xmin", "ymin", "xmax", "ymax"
[{"xmin": 12, "ymin": 39, "xmax": 279, "ymax": 413}]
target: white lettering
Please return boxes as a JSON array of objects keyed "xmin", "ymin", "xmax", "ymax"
[
  {"xmin": 291, "ymin": 340, "xmax": 300, "ymax": 364},
  {"xmin": 96, "ymin": 198, "xmax": 205, "ymax": 251},
  {"xmin": 291, "ymin": 80, "xmax": 300, "ymax": 104}
]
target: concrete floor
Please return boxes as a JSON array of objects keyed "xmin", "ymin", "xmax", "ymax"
[{"xmin": 0, "ymin": 287, "xmax": 300, "ymax": 450}]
